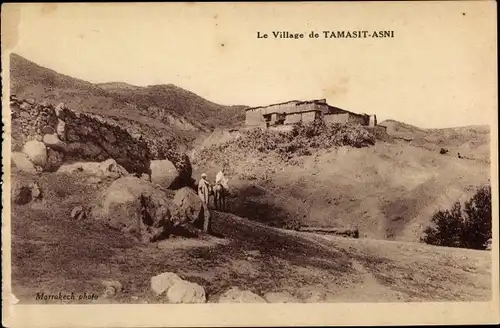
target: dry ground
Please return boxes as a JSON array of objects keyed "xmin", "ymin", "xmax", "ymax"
[
  {"xmin": 193, "ymin": 134, "xmax": 490, "ymax": 242},
  {"xmin": 10, "ymin": 171, "xmax": 491, "ymax": 304}
]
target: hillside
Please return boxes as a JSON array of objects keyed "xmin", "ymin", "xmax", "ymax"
[
  {"xmin": 380, "ymin": 120, "xmax": 491, "ymax": 162},
  {"xmin": 97, "ymin": 82, "xmax": 248, "ymax": 130},
  {"xmin": 11, "ymin": 170, "xmax": 491, "ymax": 303},
  {"xmin": 9, "ymin": 53, "xmax": 248, "ymax": 147},
  {"xmin": 192, "ymin": 123, "xmax": 491, "ymax": 242}
]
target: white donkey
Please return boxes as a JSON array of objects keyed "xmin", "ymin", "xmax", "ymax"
[{"xmin": 212, "ymin": 170, "xmax": 229, "ymax": 211}]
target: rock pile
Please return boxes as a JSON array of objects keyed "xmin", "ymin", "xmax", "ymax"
[{"xmin": 10, "ymin": 95, "xmax": 192, "ymax": 187}]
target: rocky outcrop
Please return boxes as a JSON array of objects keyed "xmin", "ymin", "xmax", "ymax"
[
  {"xmin": 91, "ymin": 176, "xmax": 185, "ymax": 242},
  {"xmin": 10, "ymin": 96, "xmax": 192, "ymax": 186}
]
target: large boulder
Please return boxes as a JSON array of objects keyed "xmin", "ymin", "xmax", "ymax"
[
  {"xmin": 43, "ymin": 133, "xmax": 67, "ymax": 152},
  {"xmin": 151, "ymin": 160, "xmax": 179, "ymax": 188},
  {"xmin": 98, "ymin": 158, "xmax": 129, "ymax": 177},
  {"xmin": 91, "ymin": 176, "xmax": 184, "ymax": 242},
  {"xmin": 11, "ymin": 152, "xmax": 36, "ymax": 173},
  {"xmin": 166, "ymin": 280, "xmax": 206, "ymax": 304},
  {"xmin": 22, "ymin": 140, "xmax": 47, "ymax": 168},
  {"xmin": 151, "ymin": 272, "xmax": 184, "ymax": 296},
  {"xmin": 57, "ymin": 159, "xmax": 128, "ymax": 179},
  {"xmin": 150, "ymin": 272, "xmax": 206, "ymax": 303},
  {"xmin": 218, "ymin": 287, "xmax": 267, "ymax": 303},
  {"xmin": 173, "ymin": 187, "xmax": 210, "ymax": 232}
]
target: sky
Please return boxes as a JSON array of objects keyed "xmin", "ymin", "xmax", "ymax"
[{"xmin": 8, "ymin": 2, "xmax": 498, "ymax": 128}]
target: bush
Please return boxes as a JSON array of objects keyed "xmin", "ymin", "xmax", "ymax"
[
  {"xmin": 421, "ymin": 185, "xmax": 492, "ymax": 250},
  {"xmin": 233, "ymin": 120, "xmax": 375, "ymax": 160}
]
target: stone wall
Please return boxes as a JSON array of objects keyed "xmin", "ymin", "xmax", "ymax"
[{"xmin": 10, "ymin": 95, "xmax": 192, "ymax": 182}]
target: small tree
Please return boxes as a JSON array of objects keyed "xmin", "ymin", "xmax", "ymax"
[
  {"xmin": 421, "ymin": 202, "xmax": 464, "ymax": 248},
  {"xmin": 421, "ymin": 185, "xmax": 492, "ymax": 250},
  {"xmin": 462, "ymin": 185, "xmax": 492, "ymax": 250}
]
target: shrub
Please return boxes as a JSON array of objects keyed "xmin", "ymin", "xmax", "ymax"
[
  {"xmin": 233, "ymin": 120, "xmax": 375, "ymax": 160},
  {"xmin": 462, "ymin": 185, "xmax": 492, "ymax": 249},
  {"xmin": 421, "ymin": 185, "xmax": 492, "ymax": 250},
  {"xmin": 440, "ymin": 148, "xmax": 448, "ymax": 155}
]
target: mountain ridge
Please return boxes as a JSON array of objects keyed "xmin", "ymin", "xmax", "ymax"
[{"xmin": 9, "ymin": 53, "xmax": 248, "ymax": 140}]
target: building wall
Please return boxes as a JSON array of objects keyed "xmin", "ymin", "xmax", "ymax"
[
  {"xmin": 325, "ymin": 105, "xmax": 347, "ymax": 115},
  {"xmin": 245, "ymin": 108, "xmax": 267, "ymax": 127},
  {"xmin": 302, "ymin": 111, "xmax": 318, "ymax": 123},
  {"xmin": 283, "ymin": 110, "xmax": 320, "ymax": 125},
  {"xmin": 284, "ymin": 112, "xmax": 302, "ymax": 125},
  {"xmin": 246, "ymin": 100, "xmax": 372, "ymax": 127},
  {"xmin": 324, "ymin": 113, "xmax": 349, "ymax": 124},
  {"xmin": 246, "ymin": 102, "xmax": 328, "ymax": 126}
]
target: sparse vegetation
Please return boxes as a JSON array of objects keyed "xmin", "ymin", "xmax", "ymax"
[
  {"xmin": 421, "ymin": 185, "xmax": 492, "ymax": 250},
  {"xmin": 234, "ymin": 120, "xmax": 375, "ymax": 160}
]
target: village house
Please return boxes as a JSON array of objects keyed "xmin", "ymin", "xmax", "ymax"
[{"xmin": 245, "ymin": 99, "xmax": 377, "ymax": 129}]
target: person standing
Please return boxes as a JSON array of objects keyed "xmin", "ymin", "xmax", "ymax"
[{"xmin": 198, "ymin": 173, "xmax": 211, "ymax": 205}]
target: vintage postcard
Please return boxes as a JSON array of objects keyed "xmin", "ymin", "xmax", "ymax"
[{"xmin": 2, "ymin": 2, "xmax": 499, "ymax": 327}]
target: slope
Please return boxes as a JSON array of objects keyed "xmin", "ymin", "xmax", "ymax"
[
  {"xmin": 98, "ymin": 82, "xmax": 248, "ymax": 130},
  {"xmin": 192, "ymin": 124, "xmax": 491, "ymax": 242},
  {"xmin": 380, "ymin": 119, "xmax": 491, "ymax": 162}
]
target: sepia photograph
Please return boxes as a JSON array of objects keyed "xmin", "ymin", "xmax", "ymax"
[{"xmin": 2, "ymin": 2, "xmax": 498, "ymax": 327}]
